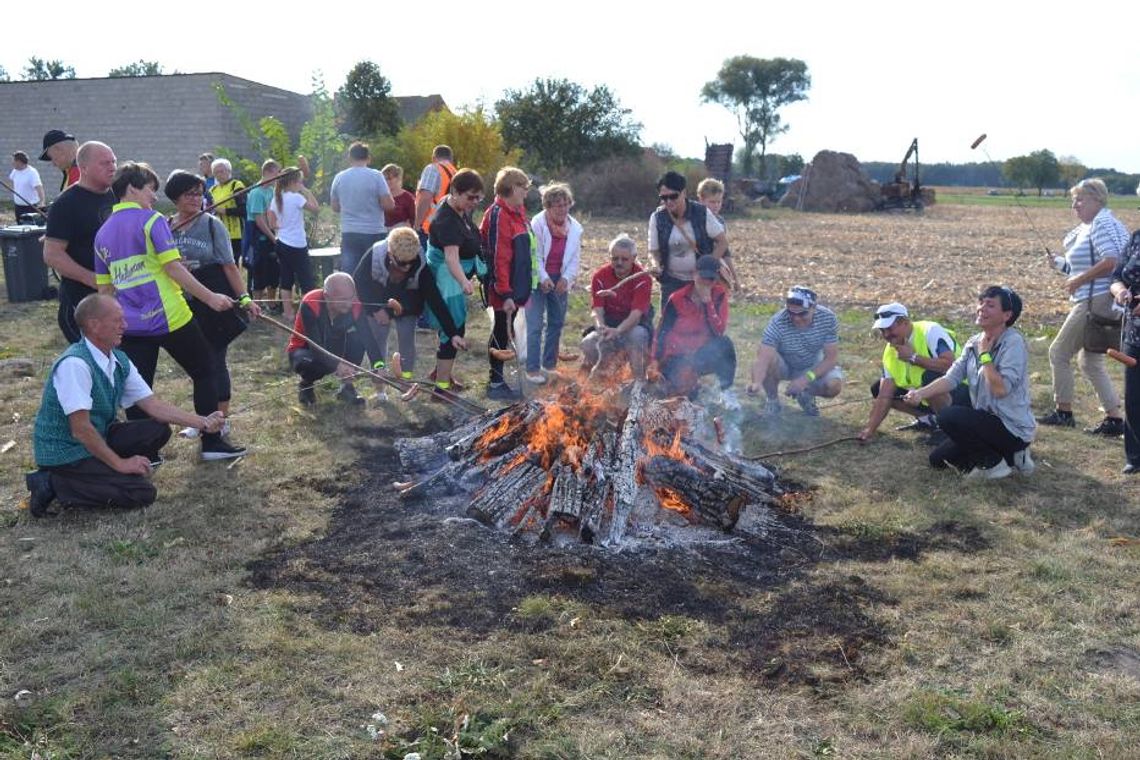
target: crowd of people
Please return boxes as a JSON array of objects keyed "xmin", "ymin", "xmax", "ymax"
[{"xmin": 15, "ymin": 129, "xmax": 1140, "ymax": 515}]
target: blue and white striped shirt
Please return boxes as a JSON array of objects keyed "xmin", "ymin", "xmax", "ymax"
[
  {"xmin": 762, "ymin": 304, "xmax": 840, "ymax": 373},
  {"xmin": 1060, "ymin": 207, "xmax": 1131, "ymax": 302}
]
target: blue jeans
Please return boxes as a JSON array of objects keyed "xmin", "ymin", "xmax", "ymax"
[
  {"xmin": 525, "ymin": 286, "xmax": 568, "ymax": 372},
  {"xmin": 340, "ymin": 231, "xmax": 386, "ymax": 274}
]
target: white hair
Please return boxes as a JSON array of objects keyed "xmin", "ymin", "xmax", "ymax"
[{"xmin": 210, "ymin": 157, "xmax": 232, "ymax": 174}]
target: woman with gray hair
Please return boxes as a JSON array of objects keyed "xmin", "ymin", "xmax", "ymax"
[
  {"xmin": 1037, "ymin": 178, "xmax": 1131, "ymax": 435},
  {"xmin": 525, "ymin": 182, "xmax": 583, "ymax": 384}
]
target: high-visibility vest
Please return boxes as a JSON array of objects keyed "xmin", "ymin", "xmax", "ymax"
[
  {"xmin": 421, "ymin": 160, "xmax": 457, "ymax": 234},
  {"xmin": 881, "ymin": 320, "xmax": 961, "ymax": 389}
]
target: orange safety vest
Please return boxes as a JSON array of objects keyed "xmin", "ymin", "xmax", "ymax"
[{"xmin": 421, "ymin": 160, "xmax": 457, "ymax": 234}]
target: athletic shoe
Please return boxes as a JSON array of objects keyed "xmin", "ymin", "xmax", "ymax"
[
  {"xmin": 965, "ymin": 460, "xmax": 1013, "ymax": 480},
  {"xmin": 795, "ymin": 391, "xmax": 820, "ymax": 417},
  {"xmin": 1012, "ymin": 448, "xmax": 1035, "ymax": 475},
  {"xmin": 336, "ymin": 384, "xmax": 366, "ymax": 406},
  {"xmin": 1122, "ymin": 463, "xmax": 1140, "ymax": 475},
  {"xmin": 526, "ymin": 371, "xmax": 547, "ymax": 385},
  {"xmin": 896, "ymin": 415, "xmax": 938, "ymax": 432},
  {"xmin": 200, "ymin": 436, "xmax": 247, "ymax": 461},
  {"xmin": 1084, "ymin": 417, "xmax": 1125, "ymax": 437},
  {"xmin": 179, "ymin": 419, "xmax": 230, "ymax": 439},
  {"xmin": 486, "ymin": 382, "xmax": 521, "ymax": 401},
  {"xmin": 428, "ymin": 369, "xmax": 466, "ymax": 391},
  {"xmin": 25, "ymin": 470, "xmax": 55, "ymax": 518},
  {"xmin": 1036, "ymin": 409, "xmax": 1075, "ymax": 427},
  {"xmin": 764, "ymin": 398, "xmax": 782, "ymax": 416},
  {"xmin": 298, "ymin": 384, "xmax": 317, "ymax": 406}
]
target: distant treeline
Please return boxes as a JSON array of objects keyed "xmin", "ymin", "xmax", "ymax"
[{"xmin": 862, "ymin": 161, "xmax": 1140, "ymax": 194}]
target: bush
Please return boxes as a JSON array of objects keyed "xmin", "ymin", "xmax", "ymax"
[{"xmin": 564, "ymin": 152, "xmax": 668, "ymax": 217}]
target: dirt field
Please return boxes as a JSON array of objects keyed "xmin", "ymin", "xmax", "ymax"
[{"xmin": 1, "ymin": 202, "xmax": 1138, "ymax": 758}]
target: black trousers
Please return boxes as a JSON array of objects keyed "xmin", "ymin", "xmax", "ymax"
[
  {"xmin": 489, "ymin": 308, "xmax": 514, "ymax": 384},
  {"xmin": 1124, "ymin": 342, "xmax": 1140, "ymax": 466},
  {"xmin": 871, "ymin": 372, "xmax": 972, "ymax": 407},
  {"xmin": 57, "ymin": 282, "xmax": 94, "ymax": 344},
  {"xmin": 43, "ymin": 419, "xmax": 171, "ymax": 509},
  {"xmin": 290, "ymin": 344, "xmax": 364, "ymax": 386},
  {"xmin": 119, "ymin": 321, "xmax": 220, "ymax": 441},
  {"xmin": 930, "ymin": 405, "xmax": 1028, "ymax": 470},
  {"xmin": 661, "ymin": 335, "xmax": 737, "ymax": 392}
]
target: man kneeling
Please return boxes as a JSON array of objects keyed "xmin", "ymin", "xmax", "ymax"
[
  {"xmin": 26, "ymin": 295, "xmax": 226, "ymax": 516},
  {"xmin": 857, "ymin": 302, "xmax": 970, "ymax": 442}
]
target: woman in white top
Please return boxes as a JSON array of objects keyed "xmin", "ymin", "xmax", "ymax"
[
  {"xmin": 525, "ymin": 182, "xmax": 582, "ymax": 383},
  {"xmin": 268, "ymin": 167, "xmax": 319, "ymax": 322}
]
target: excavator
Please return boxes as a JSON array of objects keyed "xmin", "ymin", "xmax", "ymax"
[{"xmin": 878, "ymin": 138, "xmax": 935, "ymax": 211}]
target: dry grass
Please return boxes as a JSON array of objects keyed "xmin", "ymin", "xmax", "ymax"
[{"xmin": 1, "ymin": 203, "xmax": 1139, "ymax": 758}]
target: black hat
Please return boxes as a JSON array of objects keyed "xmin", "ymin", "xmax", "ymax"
[
  {"xmin": 40, "ymin": 129, "xmax": 76, "ymax": 161},
  {"xmin": 695, "ymin": 254, "xmax": 721, "ymax": 280}
]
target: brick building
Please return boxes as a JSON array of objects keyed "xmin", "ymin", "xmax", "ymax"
[{"xmin": 0, "ymin": 72, "xmax": 312, "ymax": 199}]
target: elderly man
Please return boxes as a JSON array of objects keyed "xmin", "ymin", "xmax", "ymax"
[
  {"xmin": 40, "ymin": 129, "xmax": 80, "ymax": 192},
  {"xmin": 25, "ymin": 295, "xmax": 226, "ymax": 517},
  {"xmin": 856, "ymin": 302, "xmax": 970, "ymax": 442},
  {"xmin": 43, "ymin": 141, "xmax": 117, "ymax": 342},
  {"xmin": 287, "ymin": 272, "xmax": 385, "ymax": 406},
  {"xmin": 209, "ymin": 158, "xmax": 246, "ymax": 265},
  {"xmin": 413, "ymin": 145, "xmax": 458, "ymax": 247},
  {"xmin": 650, "ymin": 254, "xmax": 736, "ymax": 399},
  {"xmin": 330, "ymin": 141, "xmax": 395, "ymax": 273},
  {"xmin": 581, "ymin": 234, "xmax": 653, "ymax": 381},
  {"xmin": 748, "ymin": 285, "xmax": 844, "ymax": 416}
]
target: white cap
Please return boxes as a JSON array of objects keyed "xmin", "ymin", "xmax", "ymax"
[{"xmin": 872, "ymin": 302, "xmax": 909, "ymax": 329}]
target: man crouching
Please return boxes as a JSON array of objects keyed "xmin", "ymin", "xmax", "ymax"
[{"xmin": 26, "ymin": 294, "xmax": 226, "ymax": 517}]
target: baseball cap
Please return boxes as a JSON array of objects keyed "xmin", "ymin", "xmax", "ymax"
[
  {"xmin": 695, "ymin": 254, "xmax": 721, "ymax": 280},
  {"xmin": 40, "ymin": 129, "xmax": 76, "ymax": 161},
  {"xmin": 786, "ymin": 286, "xmax": 817, "ymax": 309},
  {"xmin": 872, "ymin": 302, "xmax": 909, "ymax": 329}
]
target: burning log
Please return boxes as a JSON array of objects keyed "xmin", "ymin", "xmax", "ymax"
[
  {"xmin": 467, "ymin": 460, "xmax": 548, "ymax": 527},
  {"xmin": 640, "ymin": 455, "xmax": 745, "ymax": 531}
]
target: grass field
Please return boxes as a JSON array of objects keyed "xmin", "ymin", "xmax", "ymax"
[{"xmin": 1, "ymin": 202, "xmax": 1138, "ymax": 758}]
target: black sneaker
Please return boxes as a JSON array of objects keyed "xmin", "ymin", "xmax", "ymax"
[
  {"xmin": 200, "ymin": 436, "xmax": 247, "ymax": 461},
  {"xmin": 336, "ymin": 383, "xmax": 366, "ymax": 406},
  {"xmin": 1084, "ymin": 417, "xmax": 1125, "ymax": 437},
  {"xmin": 25, "ymin": 470, "xmax": 55, "ymax": 518},
  {"xmin": 298, "ymin": 383, "xmax": 317, "ymax": 406},
  {"xmin": 1036, "ymin": 409, "xmax": 1075, "ymax": 427},
  {"xmin": 486, "ymin": 382, "xmax": 521, "ymax": 401}
]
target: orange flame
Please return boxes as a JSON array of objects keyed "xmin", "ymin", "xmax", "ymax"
[
  {"xmin": 654, "ymin": 486, "xmax": 692, "ymax": 515},
  {"xmin": 642, "ymin": 427, "xmax": 689, "ymax": 463},
  {"xmin": 475, "ymin": 415, "xmax": 514, "ymax": 454}
]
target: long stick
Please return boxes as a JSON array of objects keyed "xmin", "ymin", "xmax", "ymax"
[
  {"xmin": 171, "ymin": 168, "xmax": 301, "ymax": 231},
  {"xmin": 595, "ymin": 269, "xmax": 655, "ymax": 299},
  {"xmin": 746, "ymin": 435, "xmax": 859, "ymax": 460},
  {"xmin": 259, "ymin": 312, "xmax": 485, "ymax": 414},
  {"xmin": 969, "ymin": 133, "xmax": 1051, "ymax": 256},
  {"xmin": 0, "ymin": 178, "xmax": 46, "ymax": 214}
]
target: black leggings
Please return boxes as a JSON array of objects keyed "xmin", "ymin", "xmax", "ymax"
[
  {"xmin": 930, "ymin": 405, "xmax": 1028, "ymax": 470},
  {"xmin": 119, "ymin": 321, "xmax": 219, "ymax": 430},
  {"xmin": 1124, "ymin": 342, "xmax": 1140, "ymax": 467},
  {"xmin": 489, "ymin": 309, "xmax": 513, "ymax": 384}
]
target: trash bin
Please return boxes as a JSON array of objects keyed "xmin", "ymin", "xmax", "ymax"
[{"xmin": 1, "ymin": 225, "xmax": 50, "ymax": 303}]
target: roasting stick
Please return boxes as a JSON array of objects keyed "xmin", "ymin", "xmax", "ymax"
[
  {"xmin": 746, "ymin": 436, "xmax": 860, "ymax": 461},
  {"xmin": 595, "ymin": 269, "xmax": 655, "ymax": 299},
  {"xmin": 170, "ymin": 167, "xmax": 301, "ymax": 231},
  {"xmin": 0, "ymin": 178, "xmax": 47, "ymax": 215}
]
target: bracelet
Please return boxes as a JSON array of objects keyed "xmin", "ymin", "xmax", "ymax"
[
  {"xmin": 978, "ymin": 352, "xmax": 993, "ymax": 366},
  {"xmin": 373, "ymin": 360, "xmax": 386, "ymax": 370},
  {"xmin": 237, "ymin": 293, "xmax": 252, "ymax": 307},
  {"xmin": 805, "ymin": 370, "xmax": 817, "ymax": 381}
]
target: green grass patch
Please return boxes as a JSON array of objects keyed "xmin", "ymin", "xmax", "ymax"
[{"xmin": 903, "ymin": 689, "xmax": 1033, "ymax": 739}]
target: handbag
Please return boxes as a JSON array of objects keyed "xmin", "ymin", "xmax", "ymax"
[
  {"xmin": 1082, "ymin": 237, "xmax": 1121, "ymax": 354},
  {"xmin": 188, "ymin": 218, "xmax": 248, "ymax": 346}
]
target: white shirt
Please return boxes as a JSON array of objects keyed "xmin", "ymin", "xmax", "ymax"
[
  {"xmin": 8, "ymin": 166, "xmax": 43, "ymax": 205},
  {"xmin": 272, "ymin": 191, "xmax": 309, "ymax": 248},
  {"xmin": 647, "ymin": 211, "xmax": 725, "ymax": 280},
  {"xmin": 52, "ymin": 338, "xmax": 152, "ymax": 415}
]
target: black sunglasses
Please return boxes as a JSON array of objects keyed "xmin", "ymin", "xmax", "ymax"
[
  {"xmin": 658, "ymin": 192, "xmax": 680, "ymax": 202},
  {"xmin": 875, "ymin": 309, "xmax": 904, "ymax": 320}
]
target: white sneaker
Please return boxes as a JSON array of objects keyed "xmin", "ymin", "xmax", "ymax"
[
  {"xmin": 179, "ymin": 419, "xmax": 230, "ymax": 439},
  {"xmin": 965, "ymin": 460, "xmax": 1013, "ymax": 481},
  {"xmin": 1012, "ymin": 448, "xmax": 1035, "ymax": 475},
  {"xmin": 526, "ymin": 371, "xmax": 547, "ymax": 385}
]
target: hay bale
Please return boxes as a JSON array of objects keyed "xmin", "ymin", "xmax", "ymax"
[{"xmin": 779, "ymin": 150, "xmax": 880, "ymax": 213}]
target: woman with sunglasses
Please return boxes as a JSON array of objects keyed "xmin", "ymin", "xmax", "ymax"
[
  {"xmin": 424, "ymin": 168, "xmax": 484, "ymax": 392},
  {"xmin": 354, "ymin": 227, "xmax": 464, "ymax": 385},
  {"xmin": 648, "ymin": 171, "xmax": 727, "ymax": 310}
]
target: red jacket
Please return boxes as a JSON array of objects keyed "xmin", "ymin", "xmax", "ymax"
[
  {"xmin": 479, "ymin": 197, "xmax": 533, "ymax": 309},
  {"xmin": 654, "ymin": 282, "xmax": 729, "ymax": 363},
  {"xmin": 286, "ymin": 288, "xmax": 376, "ymax": 357}
]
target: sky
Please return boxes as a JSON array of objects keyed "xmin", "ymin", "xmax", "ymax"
[{"xmin": 8, "ymin": 1, "xmax": 1140, "ymax": 172}]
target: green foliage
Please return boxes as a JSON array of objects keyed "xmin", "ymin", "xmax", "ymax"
[
  {"xmin": 702, "ymin": 56, "xmax": 810, "ymax": 177},
  {"xmin": 108, "ymin": 60, "xmax": 164, "ymax": 77},
  {"xmin": 22, "ymin": 56, "xmax": 76, "ymax": 81},
  {"xmin": 1003, "ymin": 149, "xmax": 1060, "ymax": 195},
  {"xmin": 299, "ymin": 73, "xmax": 346, "ymax": 200},
  {"xmin": 399, "ymin": 106, "xmax": 522, "ymax": 182},
  {"xmin": 495, "ymin": 78, "xmax": 641, "ymax": 174},
  {"xmin": 904, "ymin": 690, "xmax": 1033, "ymax": 740},
  {"xmin": 1057, "ymin": 155, "xmax": 1087, "ymax": 190},
  {"xmin": 336, "ymin": 60, "xmax": 401, "ymax": 137}
]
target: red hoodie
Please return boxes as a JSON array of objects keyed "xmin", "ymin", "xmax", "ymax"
[{"xmin": 654, "ymin": 282, "xmax": 730, "ymax": 363}]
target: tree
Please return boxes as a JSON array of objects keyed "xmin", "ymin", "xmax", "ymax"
[
  {"xmin": 702, "ymin": 56, "xmax": 810, "ymax": 178},
  {"xmin": 0, "ymin": 65, "xmax": 8, "ymax": 82},
  {"xmin": 336, "ymin": 61, "xmax": 401, "ymax": 137},
  {"xmin": 495, "ymin": 78, "xmax": 641, "ymax": 174},
  {"xmin": 108, "ymin": 60, "xmax": 165, "ymax": 77},
  {"xmin": 1057, "ymin": 155, "xmax": 1087, "ymax": 191},
  {"xmin": 22, "ymin": 57, "xmax": 76, "ymax": 81},
  {"xmin": 1003, "ymin": 149, "xmax": 1060, "ymax": 195},
  {"xmin": 399, "ymin": 106, "xmax": 522, "ymax": 182}
]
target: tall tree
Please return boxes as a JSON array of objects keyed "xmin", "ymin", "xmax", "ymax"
[
  {"xmin": 1056, "ymin": 155, "xmax": 1087, "ymax": 191},
  {"xmin": 108, "ymin": 60, "xmax": 165, "ymax": 77},
  {"xmin": 336, "ymin": 61, "xmax": 401, "ymax": 137},
  {"xmin": 495, "ymin": 78, "xmax": 641, "ymax": 174},
  {"xmin": 22, "ymin": 57, "xmax": 76, "ymax": 81},
  {"xmin": 1003, "ymin": 149, "xmax": 1060, "ymax": 196},
  {"xmin": 702, "ymin": 56, "xmax": 810, "ymax": 178}
]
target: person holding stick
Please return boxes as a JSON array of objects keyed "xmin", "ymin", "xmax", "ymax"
[
  {"xmin": 268, "ymin": 168, "xmax": 319, "ymax": 323},
  {"xmin": 905, "ymin": 286, "xmax": 1035, "ymax": 480},
  {"xmin": 1109, "ymin": 230, "xmax": 1140, "ymax": 474},
  {"xmin": 9, "ymin": 151, "xmax": 45, "ymax": 221},
  {"xmin": 525, "ymin": 182, "xmax": 582, "ymax": 384},
  {"xmin": 647, "ymin": 171, "xmax": 727, "ymax": 310},
  {"xmin": 581, "ymin": 234, "xmax": 652, "ymax": 381}
]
